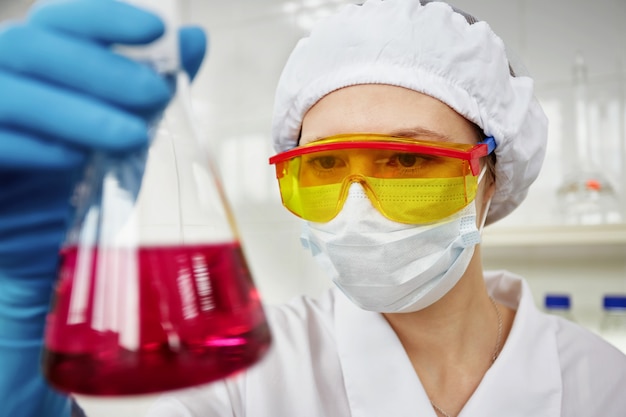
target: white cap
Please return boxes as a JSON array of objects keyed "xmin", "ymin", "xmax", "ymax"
[
  {"xmin": 115, "ymin": 0, "xmax": 181, "ymax": 73},
  {"xmin": 271, "ymin": 0, "xmax": 548, "ymax": 225}
]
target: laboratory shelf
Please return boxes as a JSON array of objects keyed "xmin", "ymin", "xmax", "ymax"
[
  {"xmin": 481, "ymin": 223, "xmax": 626, "ymax": 262},
  {"xmin": 482, "ymin": 223, "xmax": 626, "ymax": 248}
]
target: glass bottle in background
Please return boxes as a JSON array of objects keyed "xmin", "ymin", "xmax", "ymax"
[
  {"xmin": 544, "ymin": 294, "xmax": 576, "ymax": 322},
  {"xmin": 556, "ymin": 53, "xmax": 622, "ymax": 225},
  {"xmin": 599, "ymin": 295, "xmax": 626, "ymax": 354},
  {"xmin": 41, "ymin": 0, "xmax": 271, "ymax": 396}
]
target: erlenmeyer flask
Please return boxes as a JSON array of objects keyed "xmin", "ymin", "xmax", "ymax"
[
  {"xmin": 556, "ymin": 53, "xmax": 622, "ymax": 225},
  {"xmin": 41, "ymin": 0, "xmax": 271, "ymax": 396}
]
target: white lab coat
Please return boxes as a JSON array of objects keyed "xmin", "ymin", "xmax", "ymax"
[{"xmin": 146, "ymin": 271, "xmax": 626, "ymax": 417}]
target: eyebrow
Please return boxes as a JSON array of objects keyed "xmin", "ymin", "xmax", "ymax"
[
  {"xmin": 302, "ymin": 126, "xmax": 456, "ymax": 146},
  {"xmin": 388, "ymin": 127, "xmax": 455, "ymax": 142}
]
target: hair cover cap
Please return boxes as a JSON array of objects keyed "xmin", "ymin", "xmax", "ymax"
[{"xmin": 271, "ymin": 0, "xmax": 548, "ymax": 225}]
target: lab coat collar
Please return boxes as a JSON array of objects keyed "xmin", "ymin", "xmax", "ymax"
[
  {"xmin": 334, "ymin": 271, "xmax": 562, "ymax": 417},
  {"xmin": 335, "ymin": 287, "xmax": 436, "ymax": 417}
]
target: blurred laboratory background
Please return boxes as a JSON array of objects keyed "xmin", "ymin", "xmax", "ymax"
[{"xmin": 1, "ymin": 0, "xmax": 625, "ymax": 415}]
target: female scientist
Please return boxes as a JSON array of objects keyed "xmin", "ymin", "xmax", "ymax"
[{"xmin": 1, "ymin": 1, "xmax": 625, "ymax": 417}]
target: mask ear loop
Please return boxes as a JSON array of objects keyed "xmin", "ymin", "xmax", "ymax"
[
  {"xmin": 479, "ymin": 197, "xmax": 491, "ymax": 232},
  {"xmin": 476, "ymin": 164, "xmax": 491, "ymax": 232},
  {"xmin": 477, "ymin": 163, "xmax": 488, "ymax": 185}
]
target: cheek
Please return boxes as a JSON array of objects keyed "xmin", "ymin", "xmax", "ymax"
[{"xmin": 474, "ymin": 174, "xmax": 495, "ymax": 226}]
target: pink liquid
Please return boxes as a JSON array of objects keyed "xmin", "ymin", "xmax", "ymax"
[{"xmin": 42, "ymin": 243, "xmax": 271, "ymax": 396}]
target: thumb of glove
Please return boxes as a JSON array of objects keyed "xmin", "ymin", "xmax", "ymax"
[{"xmin": 179, "ymin": 26, "xmax": 207, "ymax": 81}]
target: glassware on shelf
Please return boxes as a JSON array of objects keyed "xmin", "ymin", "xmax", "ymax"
[
  {"xmin": 556, "ymin": 53, "xmax": 623, "ymax": 225},
  {"xmin": 599, "ymin": 295, "xmax": 626, "ymax": 354},
  {"xmin": 41, "ymin": 0, "xmax": 271, "ymax": 396},
  {"xmin": 543, "ymin": 294, "xmax": 576, "ymax": 322},
  {"xmin": 556, "ymin": 172, "xmax": 622, "ymax": 225}
]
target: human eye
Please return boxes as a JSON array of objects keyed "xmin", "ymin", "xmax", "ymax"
[
  {"xmin": 387, "ymin": 153, "xmax": 431, "ymax": 171},
  {"xmin": 396, "ymin": 153, "xmax": 421, "ymax": 168},
  {"xmin": 303, "ymin": 154, "xmax": 347, "ymax": 178},
  {"xmin": 310, "ymin": 156, "xmax": 339, "ymax": 170}
]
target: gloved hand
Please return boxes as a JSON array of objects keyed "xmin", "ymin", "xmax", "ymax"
[{"xmin": 0, "ymin": 1, "xmax": 207, "ymax": 416}]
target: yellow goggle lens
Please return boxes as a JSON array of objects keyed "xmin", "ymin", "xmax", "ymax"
[{"xmin": 270, "ymin": 134, "xmax": 493, "ymax": 224}]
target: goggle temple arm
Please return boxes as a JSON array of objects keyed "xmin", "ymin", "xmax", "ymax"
[
  {"xmin": 482, "ymin": 136, "xmax": 497, "ymax": 155},
  {"xmin": 469, "ymin": 136, "xmax": 496, "ymax": 176}
]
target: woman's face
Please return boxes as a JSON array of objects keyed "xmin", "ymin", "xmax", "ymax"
[{"xmin": 300, "ymin": 84, "xmax": 495, "ymax": 222}]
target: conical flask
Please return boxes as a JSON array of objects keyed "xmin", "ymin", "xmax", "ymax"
[
  {"xmin": 41, "ymin": 0, "xmax": 271, "ymax": 396},
  {"xmin": 556, "ymin": 53, "xmax": 622, "ymax": 225}
]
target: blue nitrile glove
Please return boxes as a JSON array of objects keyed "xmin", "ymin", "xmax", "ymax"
[{"xmin": 0, "ymin": 1, "xmax": 207, "ymax": 416}]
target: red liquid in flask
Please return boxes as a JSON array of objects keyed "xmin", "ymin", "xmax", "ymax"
[{"xmin": 43, "ymin": 242, "xmax": 271, "ymax": 395}]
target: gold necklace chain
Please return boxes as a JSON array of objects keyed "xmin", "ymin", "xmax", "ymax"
[
  {"xmin": 430, "ymin": 296, "xmax": 502, "ymax": 417},
  {"xmin": 431, "ymin": 401, "xmax": 453, "ymax": 417}
]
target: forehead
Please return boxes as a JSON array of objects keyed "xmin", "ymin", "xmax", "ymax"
[{"xmin": 299, "ymin": 84, "xmax": 479, "ymax": 147}]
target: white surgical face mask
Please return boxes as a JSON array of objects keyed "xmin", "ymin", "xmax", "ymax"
[{"xmin": 300, "ymin": 176, "xmax": 488, "ymax": 313}]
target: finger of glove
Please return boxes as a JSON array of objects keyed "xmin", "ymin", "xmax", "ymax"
[
  {"xmin": 28, "ymin": 0, "xmax": 207, "ymax": 86},
  {"xmin": 28, "ymin": 0, "xmax": 165, "ymax": 45},
  {"xmin": 0, "ymin": 210, "xmax": 69, "ymax": 278},
  {"xmin": 0, "ymin": 25, "xmax": 172, "ymax": 111},
  {"xmin": 0, "ymin": 276, "xmax": 54, "ymax": 340},
  {"xmin": 0, "ymin": 170, "xmax": 77, "ymax": 279},
  {"xmin": 0, "ymin": 130, "xmax": 86, "ymax": 169},
  {"xmin": 0, "ymin": 278, "xmax": 58, "ymax": 416},
  {"xmin": 0, "ymin": 71, "xmax": 149, "ymax": 152},
  {"xmin": 179, "ymin": 26, "xmax": 208, "ymax": 81},
  {"xmin": 0, "ymin": 337, "xmax": 71, "ymax": 417}
]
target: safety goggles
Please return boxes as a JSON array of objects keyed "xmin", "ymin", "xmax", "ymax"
[{"xmin": 269, "ymin": 133, "xmax": 496, "ymax": 224}]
